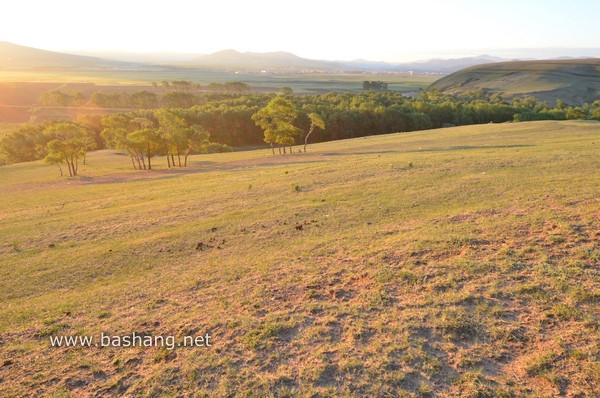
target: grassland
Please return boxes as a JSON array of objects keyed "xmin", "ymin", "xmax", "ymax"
[
  {"xmin": 0, "ymin": 121, "xmax": 599, "ymax": 397},
  {"xmin": 429, "ymin": 59, "xmax": 600, "ymax": 105},
  {"xmin": 0, "ymin": 69, "xmax": 436, "ymax": 93}
]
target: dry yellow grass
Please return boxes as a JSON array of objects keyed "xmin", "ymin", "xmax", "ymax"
[{"xmin": 0, "ymin": 121, "xmax": 599, "ymax": 396}]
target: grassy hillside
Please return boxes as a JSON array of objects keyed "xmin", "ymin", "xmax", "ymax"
[
  {"xmin": 429, "ymin": 59, "xmax": 600, "ymax": 105},
  {"xmin": 0, "ymin": 41, "xmax": 132, "ymax": 71},
  {"xmin": 0, "ymin": 121, "xmax": 599, "ymax": 397}
]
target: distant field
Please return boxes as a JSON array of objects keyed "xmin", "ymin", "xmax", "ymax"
[
  {"xmin": 0, "ymin": 69, "xmax": 437, "ymax": 93},
  {"xmin": 1, "ymin": 121, "xmax": 599, "ymax": 396},
  {"xmin": 0, "ymin": 71, "xmax": 436, "ymax": 123}
]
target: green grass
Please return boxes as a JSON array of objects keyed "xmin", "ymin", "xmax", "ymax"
[{"xmin": 0, "ymin": 120, "xmax": 599, "ymax": 396}]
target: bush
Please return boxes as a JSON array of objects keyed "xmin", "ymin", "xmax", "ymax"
[{"xmin": 206, "ymin": 143, "xmax": 233, "ymax": 153}]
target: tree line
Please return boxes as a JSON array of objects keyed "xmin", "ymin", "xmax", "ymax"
[
  {"xmin": 38, "ymin": 81, "xmax": 252, "ymax": 109},
  {"xmin": 3, "ymin": 87, "xmax": 600, "ymax": 171},
  {"xmin": 0, "ymin": 110, "xmax": 230, "ymax": 174}
]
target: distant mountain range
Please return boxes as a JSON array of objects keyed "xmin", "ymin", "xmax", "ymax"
[
  {"xmin": 2, "ymin": 41, "xmax": 599, "ymax": 77},
  {"xmin": 187, "ymin": 50, "xmax": 508, "ymax": 73},
  {"xmin": 0, "ymin": 41, "xmax": 545, "ymax": 74}
]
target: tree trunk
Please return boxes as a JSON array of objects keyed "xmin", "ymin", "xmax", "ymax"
[
  {"xmin": 65, "ymin": 158, "xmax": 73, "ymax": 177},
  {"xmin": 171, "ymin": 154, "xmax": 175, "ymax": 167},
  {"xmin": 304, "ymin": 125, "xmax": 315, "ymax": 152},
  {"xmin": 167, "ymin": 153, "xmax": 171, "ymax": 168},
  {"xmin": 131, "ymin": 155, "xmax": 137, "ymax": 170},
  {"xmin": 271, "ymin": 143, "xmax": 275, "ymax": 155},
  {"xmin": 147, "ymin": 143, "xmax": 152, "ymax": 170}
]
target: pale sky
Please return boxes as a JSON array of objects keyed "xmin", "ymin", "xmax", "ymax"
[{"xmin": 1, "ymin": 0, "xmax": 599, "ymax": 62}]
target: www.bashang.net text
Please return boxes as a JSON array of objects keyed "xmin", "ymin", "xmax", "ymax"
[{"xmin": 49, "ymin": 332, "xmax": 212, "ymax": 350}]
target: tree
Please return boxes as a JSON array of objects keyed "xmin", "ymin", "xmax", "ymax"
[
  {"xmin": 0, "ymin": 124, "xmax": 49, "ymax": 163},
  {"xmin": 44, "ymin": 122, "xmax": 93, "ymax": 176},
  {"xmin": 39, "ymin": 90, "xmax": 71, "ymax": 106},
  {"xmin": 155, "ymin": 109, "xmax": 209, "ymax": 167},
  {"xmin": 101, "ymin": 113, "xmax": 156, "ymax": 170},
  {"xmin": 183, "ymin": 125, "xmax": 210, "ymax": 166},
  {"xmin": 252, "ymin": 96, "xmax": 302, "ymax": 154},
  {"xmin": 130, "ymin": 90, "xmax": 158, "ymax": 109},
  {"xmin": 127, "ymin": 127, "xmax": 161, "ymax": 170},
  {"xmin": 161, "ymin": 91, "xmax": 197, "ymax": 108},
  {"xmin": 224, "ymin": 81, "xmax": 251, "ymax": 93},
  {"xmin": 91, "ymin": 92, "xmax": 122, "ymax": 108},
  {"xmin": 303, "ymin": 112, "xmax": 325, "ymax": 152}
]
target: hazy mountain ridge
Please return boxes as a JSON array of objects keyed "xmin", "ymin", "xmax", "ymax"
[
  {"xmin": 189, "ymin": 50, "xmax": 509, "ymax": 72},
  {"xmin": 0, "ymin": 41, "xmax": 512, "ymax": 73},
  {"xmin": 2, "ymin": 41, "xmax": 599, "ymax": 77},
  {"xmin": 0, "ymin": 41, "xmax": 142, "ymax": 70}
]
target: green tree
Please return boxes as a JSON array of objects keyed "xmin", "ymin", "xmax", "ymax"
[
  {"xmin": 224, "ymin": 82, "xmax": 251, "ymax": 93},
  {"xmin": 566, "ymin": 106, "xmax": 586, "ymax": 120},
  {"xmin": 44, "ymin": 122, "xmax": 93, "ymax": 176},
  {"xmin": 101, "ymin": 113, "xmax": 156, "ymax": 170},
  {"xmin": 39, "ymin": 90, "xmax": 71, "ymax": 106},
  {"xmin": 130, "ymin": 90, "xmax": 158, "ymax": 109},
  {"xmin": 161, "ymin": 91, "xmax": 197, "ymax": 108},
  {"xmin": 252, "ymin": 96, "xmax": 302, "ymax": 154},
  {"xmin": 156, "ymin": 109, "xmax": 209, "ymax": 167},
  {"xmin": 91, "ymin": 92, "xmax": 122, "ymax": 108},
  {"xmin": 127, "ymin": 127, "xmax": 161, "ymax": 170},
  {"xmin": 303, "ymin": 112, "xmax": 325, "ymax": 152},
  {"xmin": 0, "ymin": 124, "xmax": 49, "ymax": 163}
]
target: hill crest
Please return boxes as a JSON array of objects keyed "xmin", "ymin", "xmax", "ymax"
[{"xmin": 429, "ymin": 58, "xmax": 600, "ymax": 105}]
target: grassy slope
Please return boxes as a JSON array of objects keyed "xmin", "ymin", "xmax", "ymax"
[
  {"xmin": 429, "ymin": 59, "xmax": 600, "ymax": 105},
  {"xmin": 0, "ymin": 121, "xmax": 599, "ymax": 397}
]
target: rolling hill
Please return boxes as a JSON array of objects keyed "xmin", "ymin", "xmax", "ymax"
[
  {"xmin": 429, "ymin": 58, "xmax": 600, "ymax": 105},
  {"xmin": 1, "ymin": 121, "xmax": 599, "ymax": 396},
  {"xmin": 0, "ymin": 41, "xmax": 145, "ymax": 71}
]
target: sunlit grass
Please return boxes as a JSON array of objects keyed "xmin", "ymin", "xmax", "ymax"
[{"xmin": 0, "ymin": 120, "xmax": 599, "ymax": 396}]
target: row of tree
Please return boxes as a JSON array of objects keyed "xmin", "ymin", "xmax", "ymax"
[
  {"xmin": 0, "ymin": 109, "xmax": 230, "ymax": 173},
  {"xmin": 0, "ymin": 120, "xmax": 97, "ymax": 176},
  {"xmin": 38, "ymin": 82, "xmax": 253, "ymax": 108},
  {"xmin": 4, "ymin": 88, "xmax": 600, "ymax": 170}
]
